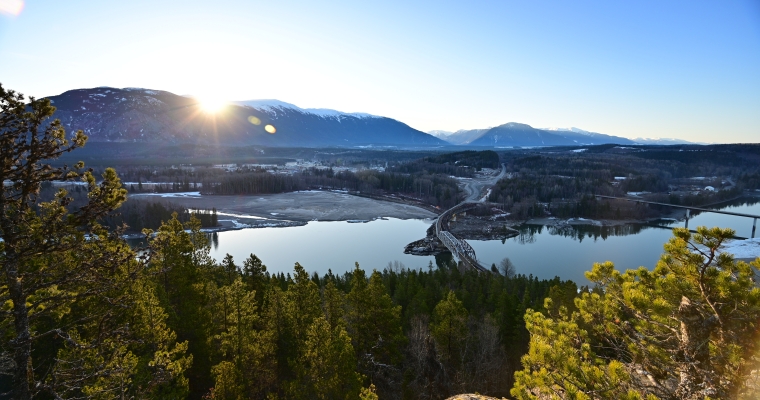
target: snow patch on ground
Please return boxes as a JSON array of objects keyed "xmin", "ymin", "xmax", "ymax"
[
  {"xmin": 215, "ymin": 211, "xmax": 266, "ymax": 220},
  {"xmin": 721, "ymin": 238, "xmax": 760, "ymax": 259},
  {"xmin": 132, "ymin": 192, "xmax": 201, "ymax": 198}
]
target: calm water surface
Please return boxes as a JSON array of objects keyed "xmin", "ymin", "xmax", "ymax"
[
  {"xmin": 207, "ymin": 198, "xmax": 760, "ymax": 283},
  {"xmin": 471, "ymin": 198, "xmax": 760, "ymax": 284},
  {"xmin": 209, "ymin": 218, "xmax": 436, "ymax": 276}
]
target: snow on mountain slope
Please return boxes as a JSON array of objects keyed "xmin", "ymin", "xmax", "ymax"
[
  {"xmin": 234, "ymin": 99, "xmax": 379, "ymax": 119},
  {"xmin": 632, "ymin": 137, "xmax": 702, "ymax": 145},
  {"xmin": 43, "ymin": 87, "xmax": 446, "ymax": 147},
  {"xmin": 428, "ymin": 130, "xmax": 454, "ymax": 138},
  {"xmin": 543, "ymin": 127, "xmax": 595, "ymax": 136}
]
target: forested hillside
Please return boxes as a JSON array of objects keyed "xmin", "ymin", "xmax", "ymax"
[
  {"xmin": 132, "ymin": 216, "xmax": 572, "ymax": 399},
  {"xmin": 488, "ymin": 148, "xmax": 753, "ymax": 220}
]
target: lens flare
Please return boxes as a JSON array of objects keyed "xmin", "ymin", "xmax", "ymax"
[
  {"xmin": 248, "ymin": 116, "xmax": 261, "ymax": 125},
  {"xmin": 265, "ymin": 124, "xmax": 276, "ymax": 134},
  {"xmin": 0, "ymin": 0, "xmax": 23, "ymax": 16}
]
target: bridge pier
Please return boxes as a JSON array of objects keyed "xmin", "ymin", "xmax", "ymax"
[
  {"xmin": 753, "ymin": 217, "xmax": 757, "ymax": 239},
  {"xmin": 685, "ymin": 209, "xmax": 690, "ymax": 229}
]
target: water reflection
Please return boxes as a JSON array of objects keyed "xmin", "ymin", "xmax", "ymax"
[
  {"xmin": 515, "ymin": 196, "xmax": 760, "ymax": 244},
  {"xmin": 516, "ymin": 222, "xmax": 658, "ymax": 244},
  {"xmin": 121, "ymin": 196, "xmax": 760, "ymax": 285},
  {"xmin": 471, "ymin": 197, "xmax": 760, "ymax": 284}
]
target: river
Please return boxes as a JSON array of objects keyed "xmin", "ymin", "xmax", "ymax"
[
  {"xmin": 470, "ymin": 197, "xmax": 760, "ymax": 284},
  {"xmin": 204, "ymin": 197, "xmax": 760, "ymax": 283},
  {"xmin": 208, "ymin": 218, "xmax": 437, "ymax": 277}
]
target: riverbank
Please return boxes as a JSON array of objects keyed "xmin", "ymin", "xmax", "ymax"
[
  {"xmin": 127, "ymin": 190, "xmax": 437, "ymax": 234},
  {"xmin": 722, "ymin": 237, "xmax": 760, "ymax": 262}
]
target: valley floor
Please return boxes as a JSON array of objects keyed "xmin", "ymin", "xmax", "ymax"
[{"xmin": 129, "ymin": 190, "xmax": 437, "ymax": 224}]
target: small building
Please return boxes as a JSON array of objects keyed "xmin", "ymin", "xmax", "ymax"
[{"xmin": 704, "ymin": 186, "xmax": 716, "ymax": 192}]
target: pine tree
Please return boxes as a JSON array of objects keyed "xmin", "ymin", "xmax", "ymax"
[
  {"xmin": 0, "ymin": 84, "xmax": 144, "ymax": 399},
  {"xmin": 146, "ymin": 214, "xmax": 215, "ymax": 398},
  {"xmin": 288, "ymin": 316, "xmax": 362, "ymax": 400},
  {"xmin": 512, "ymin": 227, "xmax": 760, "ymax": 399},
  {"xmin": 210, "ymin": 277, "xmax": 275, "ymax": 399},
  {"xmin": 345, "ymin": 265, "xmax": 405, "ymax": 392},
  {"xmin": 129, "ymin": 277, "xmax": 192, "ymax": 399},
  {"xmin": 431, "ymin": 291, "xmax": 468, "ymax": 367}
]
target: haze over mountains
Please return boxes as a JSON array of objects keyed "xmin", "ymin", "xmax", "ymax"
[
  {"xmin": 45, "ymin": 87, "xmax": 695, "ymax": 148},
  {"xmin": 430, "ymin": 125, "xmax": 696, "ymax": 146}
]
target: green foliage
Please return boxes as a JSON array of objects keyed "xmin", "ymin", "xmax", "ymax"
[
  {"xmin": 346, "ymin": 265, "xmax": 405, "ymax": 366},
  {"xmin": 1, "ymin": 83, "xmax": 193, "ymax": 400},
  {"xmin": 288, "ymin": 317, "xmax": 362, "ymax": 400},
  {"xmin": 431, "ymin": 291, "xmax": 468, "ymax": 365},
  {"xmin": 513, "ymin": 226, "xmax": 760, "ymax": 399},
  {"xmin": 147, "ymin": 213, "xmax": 215, "ymax": 397},
  {"xmin": 209, "ymin": 277, "xmax": 275, "ymax": 399},
  {"xmin": 130, "ymin": 277, "xmax": 191, "ymax": 399}
]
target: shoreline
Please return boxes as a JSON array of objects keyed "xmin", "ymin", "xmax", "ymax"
[{"xmin": 128, "ymin": 190, "xmax": 437, "ymax": 223}]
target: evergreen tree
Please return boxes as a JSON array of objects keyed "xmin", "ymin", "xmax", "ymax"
[
  {"xmin": 288, "ymin": 316, "xmax": 362, "ymax": 400},
  {"xmin": 210, "ymin": 278, "xmax": 275, "ymax": 399},
  {"xmin": 147, "ymin": 214, "xmax": 215, "ymax": 398},
  {"xmin": 512, "ymin": 227, "xmax": 760, "ymax": 399},
  {"xmin": 346, "ymin": 266, "xmax": 405, "ymax": 394},
  {"xmin": 0, "ymin": 84, "xmax": 146, "ymax": 399},
  {"xmin": 242, "ymin": 253, "xmax": 268, "ymax": 305},
  {"xmin": 129, "ymin": 277, "xmax": 192, "ymax": 399},
  {"xmin": 431, "ymin": 291, "xmax": 468, "ymax": 367}
]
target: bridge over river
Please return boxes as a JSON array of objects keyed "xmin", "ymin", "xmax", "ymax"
[{"xmin": 434, "ymin": 164, "xmax": 506, "ymax": 272}]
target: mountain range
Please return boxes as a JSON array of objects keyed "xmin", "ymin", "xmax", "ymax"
[
  {"xmin": 430, "ymin": 125, "xmax": 698, "ymax": 146},
  {"xmin": 45, "ymin": 87, "xmax": 445, "ymax": 147},
  {"xmin": 42, "ymin": 87, "xmax": 695, "ymax": 148}
]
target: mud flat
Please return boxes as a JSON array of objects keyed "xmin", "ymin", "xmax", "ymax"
[{"xmin": 130, "ymin": 190, "xmax": 437, "ymax": 223}]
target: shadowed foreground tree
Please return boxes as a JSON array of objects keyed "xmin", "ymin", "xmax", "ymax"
[
  {"xmin": 512, "ymin": 226, "xmax": 760, "ymax": 399},
  {"xmin": 0, "ymin": 84, "xmax": 189, "ymax": 399}
]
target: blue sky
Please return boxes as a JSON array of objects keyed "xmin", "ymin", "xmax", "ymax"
[{"xmin": 1, "ymin": 0, "xmax": 758, "ymax": 142}]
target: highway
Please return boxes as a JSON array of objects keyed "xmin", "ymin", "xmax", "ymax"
[{"xmin": 435, "ymin": 164, "xmax": 506, "ymax": 272}]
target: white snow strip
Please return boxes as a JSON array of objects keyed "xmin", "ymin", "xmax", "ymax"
[
  {"xmin": 131, "ymin": 191, "xmax": 201, "ymax": 198},
  {"xmin": 215, "ymin": 212, "xmax": 266, "ymax": 220},
  {"xmin": 721, "ymin": 238, "xmax": 760, "ymax": 259}
]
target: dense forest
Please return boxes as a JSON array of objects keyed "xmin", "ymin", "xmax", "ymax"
[
  {"xmin": 201, "ymin": 168, "xmax": 461, "ymax": 210},
  {"xmin": 37, "ymin": 184, "xmax": 218, "ymax": 233},
  {"xmin": 489, "ymin": 149, "xmax": 754, "ymax": 220},
  {"xmin": 116, "ymin": 217, "xmax": 573, "ymax": 399}
]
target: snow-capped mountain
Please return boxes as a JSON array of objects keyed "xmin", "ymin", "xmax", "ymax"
[
  {"xmin": 235, "ymin": 100, "xmax": 379, "ymax": 119},
  {"xmin": 44, "ymin": 87, "xmax": 445, "ymax": 147},
  {"xmin": 541, "ymin": 127, "xmax": 636, "ymax": 145},
  {"xmin": 429, "ymin": 123, "xmax": 636, "ymax": 147},
  {"xmin": 430, "ymin": 129, "xmax": 489, "ymax": 145},
  {"xmin": 427, "ymin": 130, "xmax": 454, "ymax": 138},
  {"xmin": 632, "ymin": 137, "xmax": 701, "ymax": 145},
  {"xmin": 542, "ymin": 127, "xmax": 596, "ymax": 135}
]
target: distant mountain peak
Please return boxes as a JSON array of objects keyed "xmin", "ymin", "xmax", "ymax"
[
  {"xmin": 499, "ymin": 122, "xmax": 534, "ymax": 129},
  {"xmin": 428, "ymin": 130, "xmax": 454, "ymax": 138}
]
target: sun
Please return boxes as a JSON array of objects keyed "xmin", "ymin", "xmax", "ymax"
[{"xmin": 198, "ymin": 95, "xmax": 228, "ymax": 114}]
